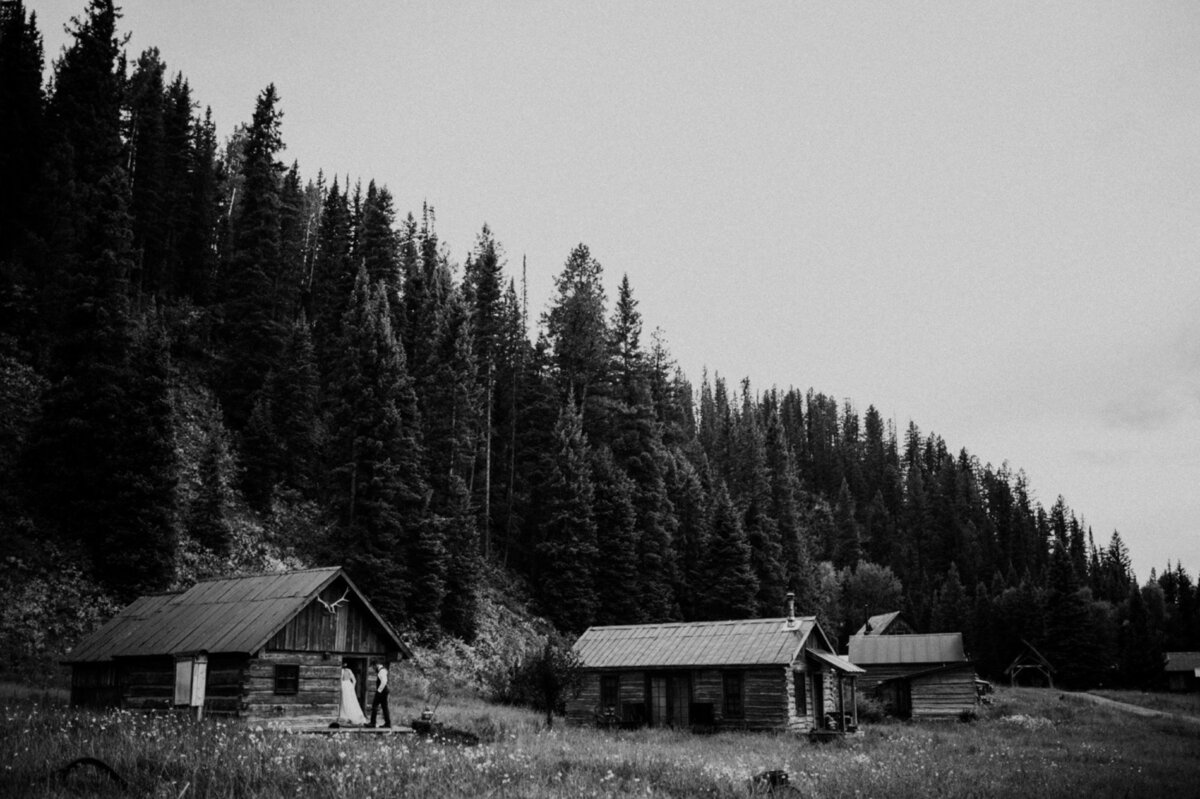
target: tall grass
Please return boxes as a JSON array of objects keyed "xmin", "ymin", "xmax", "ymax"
[{"xmin": 2, "ymin": 687, "xmax": 1197, "ymax": 798}]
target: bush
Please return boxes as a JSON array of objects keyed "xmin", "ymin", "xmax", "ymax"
[{"xmin": 856, "ymin": 692, "xmax": 887, "ymax": 723}]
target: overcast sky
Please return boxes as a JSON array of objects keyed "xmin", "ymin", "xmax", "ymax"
[{"xmin": 36, "ymin": 1, "xmax": 1200, "ymax": 580}]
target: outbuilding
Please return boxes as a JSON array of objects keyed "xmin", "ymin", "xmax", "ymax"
[
  {"xmin": 848, "ymin": 632, "xmax": 977, "ymax": 719},
  {"xmin": 1165, "ymin": 652, "xmax": 1200, "ymax": 692},
  {"xmin": 65, "ymin": 567, "xmax": 410, "ymax": 722},
  {"xmin": 567, "ymin": 596, "xmax": 864, "ymax": 735}
]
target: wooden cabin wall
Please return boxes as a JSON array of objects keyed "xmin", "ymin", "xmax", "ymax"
[
  {"xmin": 570, "ymin": 667, "xmax": 791, "ymax": 731},
  {"xmin": 71, "ymin": 664, "xmax": 120, "ymax": 708},
  {"xmin": 566, "ymin": 672, "xmax": 601, "ymax": 724},
  {"xmin": 566, "ymin": 670, "xmax": 649, "ymax": 725},
  {"xmin": 691, "ymin": 669, "xmax": 722, "ymax": 721},
  {"xmin": 243, "ymin": 651, "xmax": 340, "ymax": 721},
  {"xmin": 737, "ymin": 668, "xmax": 788, "ymax": 731},
  {"xmin": 202, "ymin": 654, "xmax": 247, "ymax": 717},
  {"xmin": 266, "ymin": 582, "xmax": 388, "ymax": 654},
  {"xmin": 120, "ymin": 657, "xmax": 175, "ymax": 712},
  {"xmin": 909, "ymin": 669, "xmax": 977, "ymax": 718},
  {"xmin": 857, "ymin": 663, "xmax": 934, "ymax": 695}
]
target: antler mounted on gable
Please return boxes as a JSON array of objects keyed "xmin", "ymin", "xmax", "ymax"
[{"xmin": 317, "ymin": 588, "xmax": 350, "ymax": 615}]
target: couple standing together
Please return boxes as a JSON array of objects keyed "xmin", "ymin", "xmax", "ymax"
[{"xmin": 339, "ymin": 661, "xmax": 391, "ymax": 727}]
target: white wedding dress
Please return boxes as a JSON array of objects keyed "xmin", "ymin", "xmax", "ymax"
[{"xmin": 339, "ymin": 667, "xmax": 367, "ymax": 725}]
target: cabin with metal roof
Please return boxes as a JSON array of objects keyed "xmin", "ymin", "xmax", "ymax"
[
  {"xmin": 1165, "ymin": 652, "xmax": 1200, "ymax": 692},
  {"xmin": 567, "ymin": 594, "xmax": 864, "ymax": 735},
  {"xmin": 848, "ymin": 632, "xmax": 977, "ymax": 719},
  {"xmin": 64, "ymin": 567, "xmax": 410, "ymax": 721}
]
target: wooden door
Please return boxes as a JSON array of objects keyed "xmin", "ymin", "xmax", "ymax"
[
  {"xmin": 648, "ymin": 673, "xmax": 690, "ymax": 727},
  {"xmin": 650, "ymin": 676, "xmax": 668, "ymax": 726}
]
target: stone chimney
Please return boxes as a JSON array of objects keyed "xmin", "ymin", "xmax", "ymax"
[{"xmin": 785, "ymin": 591, "xmax": 796, "ymax": 629}]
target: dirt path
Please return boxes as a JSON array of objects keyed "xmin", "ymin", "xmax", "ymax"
[{"xmin": 1065, "ymin": 692, "xmax": 1200, "ymax": 726}]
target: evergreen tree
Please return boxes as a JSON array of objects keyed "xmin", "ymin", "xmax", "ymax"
[
  {"xmin": 326, "ymin": 268, "xmax": 427, "ymax": 625},
  {"xmin": 930, "ymin": 562, "xmax": 968, "ymax": 634},
  {"xmin": 543, "ymin": 244, "xmax": 609, "ymax": 431},
  {"xmin": 311, "ymin": 179, "xmax": 355, "ymax": 386},
  {"xmin": 0, "ymin": 0, "xmax": 45, "ymax": 355},
  {"xmin": 219, "ymin": 84, "xmax": 288, "ymax": 428},
  {"xmin": 699, "ymin": 481, "xmax": 757, "ymax": 620},
  {"xmin": 833, "ymin": 478, "xmax": 862, "ymax": 568},
  {"xmin": 534, "ymin": 394, "xmax": 599, "ymax": 633},
  {"xmin": 188, "ymin": 428, "xmax": 233, "ymax": 555},
  {"xmin": 590, "ymin": 446, "xmax": 642, "ymax": 625}
]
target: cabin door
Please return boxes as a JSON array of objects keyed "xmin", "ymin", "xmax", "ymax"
[
  {"xmin": 345, "ymin": 657, "xmax": 369, "ymax": 710},
  {"xmin": 648, "ymin": 673, "xmax": 690, "ymax": 727}
]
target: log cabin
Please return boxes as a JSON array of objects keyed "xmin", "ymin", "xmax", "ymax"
[
  {"xmin": 848, "ymin": 632, "xmax": 977, "ymax": 719},
  {"xmin": 567, "ymin": 594, "xmax": 864, "ymax": 735},
  {"xmin": 1164, "ymin": 652, "xmax": 1200, "ymax": 692},
  {"xmin": 64, "ymin": 567, "xmax": 410, "ymax": 721}
]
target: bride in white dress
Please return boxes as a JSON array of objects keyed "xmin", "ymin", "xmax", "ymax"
[{"xmin": 339, "ymin": 664, "xmax": 368, "ymax": 725}]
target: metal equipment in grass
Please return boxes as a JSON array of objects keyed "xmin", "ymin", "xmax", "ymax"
[
  {"xmin": 749, "ymin": 769, "xmax": 801, "ymax": 796},
  {"xmin": 409, "ymin": 694, "xmax": 480, "ymax": 745},
  {"xmin": 57, "ymin": 756, "xmax": 129, "ymax": 790}
]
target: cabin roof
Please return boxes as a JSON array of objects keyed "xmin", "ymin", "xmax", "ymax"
[
  {"xmin": 848, "ymin": 632, "xmax": 967, "ymax": 665},
  {"xmin": 852, "ymin": 610, "xmax": 905, "ymax": 637},
  {"xmin": 1165, "ymin": 651, "xmax": 1200, "ymax": 673},
  {"xmin": 65, "ymin": 567, "xmax": 409, "ymax": 663},
  {"xmin": 574, "ymin": 617, "xmax": 848, "ymax": 669}
]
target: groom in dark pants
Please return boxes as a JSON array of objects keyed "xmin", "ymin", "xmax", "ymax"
[{"xmin": 369, "ymin": 661, "xmax": 391, "ymax": 728}]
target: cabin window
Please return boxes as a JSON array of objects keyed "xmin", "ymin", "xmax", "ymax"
[
  {"xmin": 274, "ymin": 664, "xmax": 300, "ymax": 695},
  {"xmin": 600, "ymin": 675, "xmax": 619, "ymax": 709},
  {"xmin": 723, "ymin": 671, "xmax": 744, "ymax": 719},
  {"xmin": 794, "ymin": 671, "xmax": 807, "ymax": 715}
]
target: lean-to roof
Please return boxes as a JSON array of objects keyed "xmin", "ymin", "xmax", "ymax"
[{"xmin": 848, "ymin": 632, "xmax": 967, "ymax": 665}]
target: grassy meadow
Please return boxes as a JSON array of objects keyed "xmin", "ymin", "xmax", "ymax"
[{"xmin": 2, "ymin": 687, "xmax": 1198, "ymax": 798}]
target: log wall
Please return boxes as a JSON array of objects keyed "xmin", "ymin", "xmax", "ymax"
[
  {"xmin": 242, "ymin": 651, "xmax": 341, "ymax": 721},
  {"xmin": 568, "ymin": 667, "xmax": 790, "ymax": 731},
  {"xmin": 910, "ymin": 668, "xmax": 977, "ymax": 718}
]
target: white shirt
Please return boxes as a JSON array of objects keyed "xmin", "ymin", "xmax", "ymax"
[{"xmin": 377, "ymin": 666, "xmax": 388, "ymax": 691}]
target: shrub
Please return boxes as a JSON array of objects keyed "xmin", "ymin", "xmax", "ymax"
[{"xmin": 856, "ymin": 692, "xmax": 887, "ymax": 723}]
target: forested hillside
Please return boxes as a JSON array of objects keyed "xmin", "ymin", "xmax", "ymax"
[{"xmin": 1, "ymin": 1, "xmax": 1196, "ymax": 689}]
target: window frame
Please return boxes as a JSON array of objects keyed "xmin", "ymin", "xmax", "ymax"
[{"xmin": 273, "ymin": 664, "xmax": 300, "ymax": 695}]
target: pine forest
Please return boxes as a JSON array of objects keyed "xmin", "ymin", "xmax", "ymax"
[{"xmin": 1, "ymin": 1, "xmax": 1196, "ymax": 692}]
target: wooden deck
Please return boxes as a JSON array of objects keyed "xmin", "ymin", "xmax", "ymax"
[{"xmin": 260, "ymin": 716, "xmax": 415, "ymax": 735}]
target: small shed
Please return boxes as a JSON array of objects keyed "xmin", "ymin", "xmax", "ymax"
[
  {"xmin": 65, "ymin": 567, "xmax": 410, "ymax": 721},
  {"xmin": 848, "ymin": 632, "xmax": 977, "ymax": 718},
  {"xmin": 1004, "ymin": 639, "xmax": 1055, "ymax": 688},
  {"xmin": 567, "ymin": 598, "xmax": 864, "ymax": 735},
  {"xmin": 1165, "ymin": 652, "xmax": 1200, "ymax": 692}
]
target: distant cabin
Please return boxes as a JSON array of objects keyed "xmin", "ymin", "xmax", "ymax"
[
  {"xmin": 64, "ymin": 567, "xmax": 410, "ymax": 721},
  {"xmin": 852, "ymin": 610, "xmax": 915, "ymax": 637},
  {"xmin": 568, "ymin": 598, "xmax": 864, "ymax": 735},
  {"xmin": 1165, "ymin": 652, "xmax": 1200, "ymax": 692},
  {"xmin": 848, "ymin": 632, "xmax": 977, "ymax": 719}
]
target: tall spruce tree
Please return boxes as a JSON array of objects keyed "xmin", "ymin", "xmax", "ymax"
[
  {"xmin": 534, "ymin": 394, "xmax": 599, "ymax": 633},
  {"xmin": 699, "ymin": 480, "xmax": 758, "ymax": 620},
  {"xmin": 326, "ymin": 267, "xmax": 427, "ymax": 625},
  {"xmin": 219, "ymin": 84, "xmax": 288, "ymax": 429}
]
